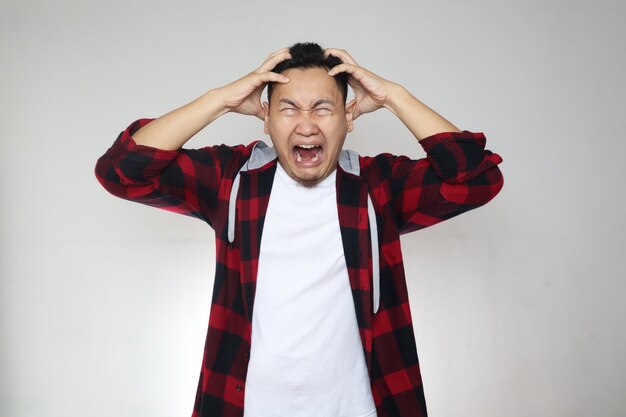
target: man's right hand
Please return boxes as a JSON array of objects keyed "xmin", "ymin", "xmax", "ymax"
[
  {"xmin": 216, "ymin": 48, "xmax": 291, "ymax": 120},
  {"xmin": 132, "ymin": 48, "xmax": 291, "ymax": 150}
]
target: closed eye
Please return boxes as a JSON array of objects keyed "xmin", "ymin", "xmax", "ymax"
[
  {"xmin": 279, "ymin": 107, "xmax": 333, "ymax": 116},
  {"xmin": 280, "ymin": 108, "xmax": 299, "ymax": 116},
  {"xmin": 315, "ymin": 108, "xmax": 333, "ymax": 116}
]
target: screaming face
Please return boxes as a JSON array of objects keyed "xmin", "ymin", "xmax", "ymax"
[{"xmin": 264, "ymin": 67, "xmax": 355, "ymax": 187}]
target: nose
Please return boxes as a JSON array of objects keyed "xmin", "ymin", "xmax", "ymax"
[{"xmin": 294, "ymin": 113, "xmax": 320, "ymax": 136}]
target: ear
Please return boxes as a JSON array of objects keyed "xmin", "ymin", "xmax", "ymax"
[
  {"xmin": 345, "ymin": 99, "xmax": 357, "ymax": 132},
  {"xmin": 263, "ymin": 102, "xmax": 270, "ymax": 135}
]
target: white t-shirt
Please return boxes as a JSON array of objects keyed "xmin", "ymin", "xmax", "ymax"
[{"xmin": 243, "ymin": 164, "xmax": 377, "ymax": 417}]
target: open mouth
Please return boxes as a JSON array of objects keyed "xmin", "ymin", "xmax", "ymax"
[{"xmin": 293, "ymin": 144, "xmax": 322, "ymax": 163}]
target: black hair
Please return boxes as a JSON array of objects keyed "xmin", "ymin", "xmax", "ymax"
[{"xmin": 267, "ymin": 42, "xmax": 348, "ymax": 103}]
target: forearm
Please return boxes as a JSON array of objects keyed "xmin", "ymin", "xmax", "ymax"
[
  {"xmin": 384, "ymin": 84, "xmax": 461, "ymax": 141},
  {"xmin": 95, "ymin": 117, "xmax": 249, "ymax": 223},
  {"xmin": 132, "ymin": 89, "xmax": 229, "ymax": 150}
]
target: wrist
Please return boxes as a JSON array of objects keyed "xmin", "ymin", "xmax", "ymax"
[
  {"xmin": 196, "ymin": 88, "xmax": 231, "ymax": 121},
  {"xmin": 383, "ymin": 83, "xmax": 411, "ymax": 116}
]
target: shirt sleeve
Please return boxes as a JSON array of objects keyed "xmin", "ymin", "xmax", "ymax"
[
  {"xmin": 387, "ymin": 130, "xmax": 504, "ymax": 234},
  {"xmin": 94, "ymin": 118, "xmax": 251, "ymax": 227}
]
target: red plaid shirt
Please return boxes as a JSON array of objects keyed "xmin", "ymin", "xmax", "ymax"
[{"xmin": 95, "ymin": 118, "xmax": 503, "ymax": 417}]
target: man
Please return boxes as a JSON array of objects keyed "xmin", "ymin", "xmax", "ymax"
[{"xmin": 96, "ymin": 42, "xmax": 503, "ymax": 417}]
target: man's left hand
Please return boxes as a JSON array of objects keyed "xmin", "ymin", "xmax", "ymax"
[{"xmin": 325, "ymin": 48, "xmax": 399, "ymax": 120}]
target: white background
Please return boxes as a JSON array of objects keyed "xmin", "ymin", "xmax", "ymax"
[{"xmin": 1, "ymin": 1, "xmax": 624, "ymax": 416}]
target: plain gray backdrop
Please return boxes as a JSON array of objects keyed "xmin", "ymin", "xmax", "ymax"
[{"xmin": 1, "ymin": 0, "xmax": 624, "ymax": 416}]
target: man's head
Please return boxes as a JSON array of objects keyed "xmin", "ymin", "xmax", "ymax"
[
  {"xmin": 267, "ymin": 43, "xmax": 348, "ymax": 104},
  {"xmin": 264, "ymin": 42, "xmax": 355, "ymax": 187}
]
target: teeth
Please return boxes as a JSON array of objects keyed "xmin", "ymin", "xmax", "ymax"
[
  {"xmin": 298, "ymin": 144, "xmax": 318, "ymax": 149},
  {"xmin": 294, "ymin": 148, "xmax": 321, "ymax": 163}
]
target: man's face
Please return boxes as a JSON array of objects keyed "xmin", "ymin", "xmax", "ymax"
[{"xmin": 264, "ymin": 67, "xmax": 354, "ymax": 186}]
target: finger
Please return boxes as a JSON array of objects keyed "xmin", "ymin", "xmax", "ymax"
[
  {"xmin": 327, "ymin": 62, "xmax": 360, "ymax": 77},
  {"xmin": 350, "ymin": 100, "xmax": 362, "ymax": 121},
  {"xmin": 267, "ymin": 47, "xmax": 290, "ymax": 57},
  {"xmin": 254, "ymin": 106, "xmax": 266, "ymax": 121},
  {"xmin": 255, "ymin": 71, "xmax": 290, "ymax": 84},
  {"xmin": 324, "ymin": 48, "xmax": 358, "ymax": 65},
  {"xmin": 327, "ymin": 64, "xmax": 371, "ymax": 93},
  {"xmin": 256, "ymin": 50, "xmax": 292, "ymax": 73},
  {"xmin": 264, "ymin": 47, "xmax": 290, "ymax": 63},
  {"xmin": 325, "ymin": 48, "xmax": 357, "ymax": 64}
]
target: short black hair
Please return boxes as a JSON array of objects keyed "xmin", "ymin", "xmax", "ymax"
[{"xmin": 267, "ymin": 42, "xmax": 348, "ymax": 104}]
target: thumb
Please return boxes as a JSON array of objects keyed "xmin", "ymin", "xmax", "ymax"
[
  {"xmin": 255, "ymin": 101, "xmax": 269, "ymax": 120},
  {"xmin": 346, "ymin": 99, "xmax": 360, "ymax": 121}
]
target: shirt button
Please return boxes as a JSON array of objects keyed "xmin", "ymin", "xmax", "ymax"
[{"xmin": 236, "ymin": 384, "xmax": 242, "ymax": 391}]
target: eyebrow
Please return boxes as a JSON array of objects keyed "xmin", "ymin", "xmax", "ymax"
[{"xmin": 278, "ymin": 98, "xmax": 336, "ymax": 108}]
